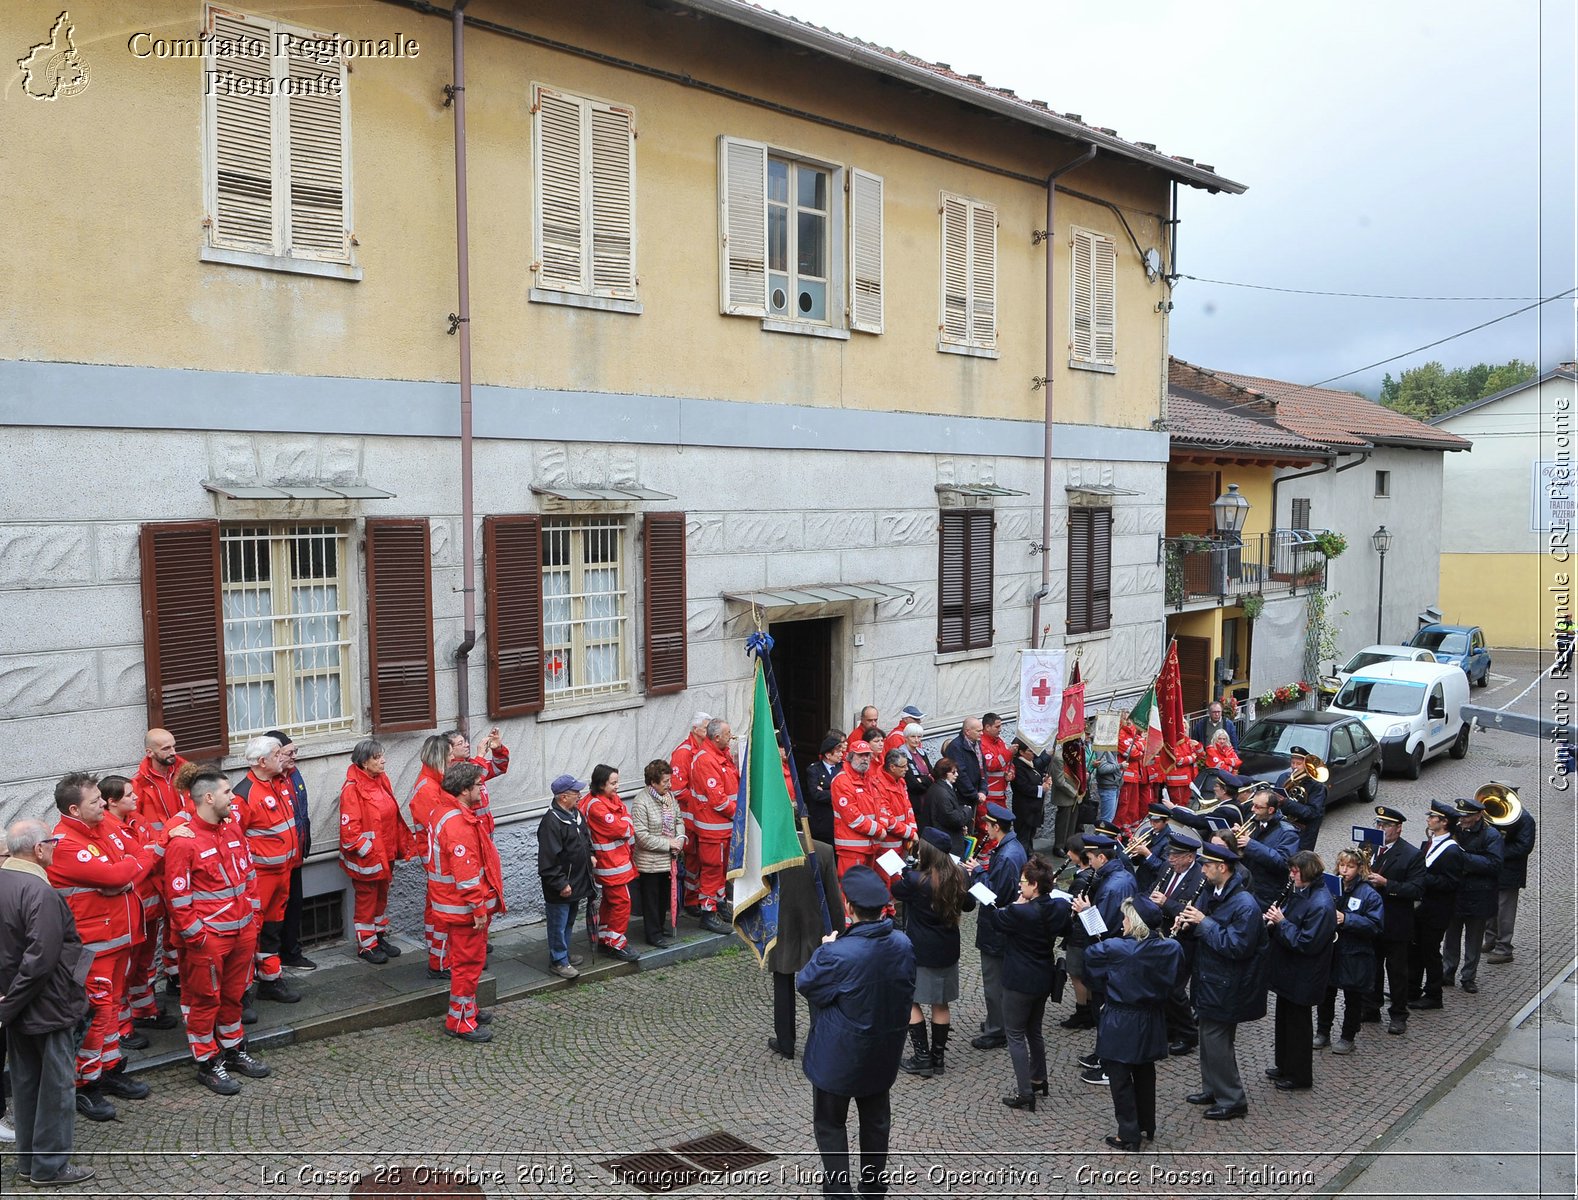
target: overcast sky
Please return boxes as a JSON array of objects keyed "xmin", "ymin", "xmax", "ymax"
[{"xmin": 771, "ymin": 0, "xmax": 1576, "ymax": 395}]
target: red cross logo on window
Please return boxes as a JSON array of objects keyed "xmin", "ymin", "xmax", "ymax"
[
  {"xmin": 1031, "ymin": 678, "xmax": 1052, "ymax": 705},
  {"xmin": 546, "ymin": 654, "xmax": 565, "ymax": 679}
]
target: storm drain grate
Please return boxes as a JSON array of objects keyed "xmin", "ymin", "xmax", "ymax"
[
  {"xmin": 599, "ymin": 1151, "xmax": 706, "ymax": 1194},
  {"xmin": 668, "ymin": 1131, "xmax": 776, "ymax": 1173}
]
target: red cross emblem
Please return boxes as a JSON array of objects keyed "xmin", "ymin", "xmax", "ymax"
[{"xmin": 1031, "ymin": 677, "xmax": 1052, "ymax": 705}]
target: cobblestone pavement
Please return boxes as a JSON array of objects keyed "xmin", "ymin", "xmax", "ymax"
[{"xmin": 9, "ymin": 652, "xmax": 1573, "ymax": 1199}]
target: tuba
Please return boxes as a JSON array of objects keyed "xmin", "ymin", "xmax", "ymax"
[{"xmin": 1476, "ymin": 782, "xmax": 1523, "ymax": 827}]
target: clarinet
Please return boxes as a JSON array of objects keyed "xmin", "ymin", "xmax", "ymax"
[
  {"xmin": 1168, "ymin": 876, "xmax": 1209, "ymax": 938},
  {"xmin": 1264, "ymin": 878, "xmax": 1295, "ymax": 923}
]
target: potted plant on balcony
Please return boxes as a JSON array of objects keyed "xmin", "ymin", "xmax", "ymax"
[
  {"xmin": 1312, "ymin": 531, "xmax": 1348, "ymax": 559},
  {"xmin": 1256, "ymin": 679, "xmax": 1314, "ymax": 715}
]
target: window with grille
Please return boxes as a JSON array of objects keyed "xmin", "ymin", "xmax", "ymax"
[
  {"xmin": 220, "ymin": 524, "xmax": 356, "ymax": 742},
  {"xmin": 541, "ymin": 517, "xmax": 629, "ymax": 701},
  {"xmin": 299, "ymin": 889, "xmax": 346, "ymax": 946}
]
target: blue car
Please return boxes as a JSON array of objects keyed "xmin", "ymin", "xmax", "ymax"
[{"xmin": 1407, "ymin": 623, "xmax": 1491, "ymax": 689}]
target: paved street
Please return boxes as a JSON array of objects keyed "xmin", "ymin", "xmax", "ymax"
[{"xmin": 9, "ymin": 651, "xmax": 1573, "ymax": 1199}]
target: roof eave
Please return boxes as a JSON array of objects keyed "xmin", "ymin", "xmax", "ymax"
[{"xmin": 674, "ymin": 0, "xmax": 1247, "ymax": 194}]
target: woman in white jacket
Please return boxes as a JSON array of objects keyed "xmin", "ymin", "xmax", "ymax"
[{"xmin": 630, "ymin": 760, "xmax": 686, "ymax": 948}]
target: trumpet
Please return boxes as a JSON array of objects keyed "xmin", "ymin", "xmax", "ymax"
[
  {"xmin": 1122, "ymin": 824, "xmax": 1156, "ymax": 855},
  {"xmin": 1229, "ymin": 815, "xmax": 1259, "ymax": 845},
  {"xmin": 1476, "ymin": 782, "xmax": 1523, "ymax": 827}
]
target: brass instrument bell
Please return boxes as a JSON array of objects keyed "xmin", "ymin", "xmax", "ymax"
[{"xmin": 1475, "ymin": 782, "xmax": 1523, "ymax": 827}]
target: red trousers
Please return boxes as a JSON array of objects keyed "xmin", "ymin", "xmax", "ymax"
[
  {"xmin": 1165, "ymin": 782, "xmax": 1192, "ymax": 807},
  {"xmin": 352, "ymin": 877, "xmax": 391, "ymax": 951},
  {"xmin": 681, "ymin": 822, "xmax": 701, "ymax": 904},
  {"xmin": 835, "ymin": 847, "xmax": 876, "ymax": 880},
  {"xmin": 444, "ymin": 921, "xmax": 488, "ymax": 1034},
  {"xmin": 126, "ymin": 905, "xmax": 163, "ymax": 1021},
  {"xmin": 694, "ymin": 839, "xmax": 727, "ymax": 911},
  {"xmin": 424, "ymin": 896, "xmax": 450, "ymax": 970},
  {"xmin": 597, "ymin": 881, "xmax": 632, "ymax": 948},
  {"xmin": 254, "ymin": 869, "xmax": 289, "ymax": 980},
  {"xmin": 1116, "ymin": 780, "xmax": 1148, "ymax": 828},
  {"xmin": 182, "ymin": 924, "xmax": 258, "ymax": 1063},
  {"xmin": 76, "ymin": 947, "xmax": 129, "ymax": 1085}
]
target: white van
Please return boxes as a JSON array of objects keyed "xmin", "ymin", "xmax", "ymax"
[{"xmin": 1328, "ymin": 660, "xmax": 1471, "ymax": 779}]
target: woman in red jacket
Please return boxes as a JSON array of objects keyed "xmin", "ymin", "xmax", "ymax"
[
  {"xmin": 582, "ymin": 763, "xmax": 640, "ymax": 962},
  {"xmin": 339, "ymin": 739, "xmax": 416, "ymax": 964}
]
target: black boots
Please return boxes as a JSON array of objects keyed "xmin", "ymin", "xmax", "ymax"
[
  {"xmin": 930, "ymin": 1024, "xmax": 950, "ymax": 1075},
  {"xmin": 1059, "ymin": 1003, "xmax": 1096, "ymax": 1030},
  {"xmin": 225, "ymin": 1044, "xmax": 271, "ymax": 1079},
  {"xmin": 899, "ymin": 1020, "xmax": 932, "ymax": 1077},
  {"xmin": 256, "ymin": 977, "xmax": 301, "ymax": 1004},
  {"xmin": 197, "ymin": 1056, "xmax": 241, "ymax": 1096}
]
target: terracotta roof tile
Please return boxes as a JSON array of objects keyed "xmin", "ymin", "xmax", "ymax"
[
  {"xmin": 1166, "ymin": 389, "xmax": 1330, "ymax": 459},
  {"xmin": 1214, "ymin": 371, "xmax": 1471, "ymax": 450}
]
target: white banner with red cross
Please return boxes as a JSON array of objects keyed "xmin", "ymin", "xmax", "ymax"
[{"xmin": 1016, "ymin": 648, "xmax": 1067, "ymax": 752}]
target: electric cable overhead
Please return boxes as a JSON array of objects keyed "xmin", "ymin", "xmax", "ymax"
[{"xmin": 1179, "ymin": 275, "xmax": 1546, "ymax": 302}]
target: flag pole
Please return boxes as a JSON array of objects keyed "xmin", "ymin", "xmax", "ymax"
[{"xmin": 745, "ymin": 630, "xmax": 834, "ymax": 935}]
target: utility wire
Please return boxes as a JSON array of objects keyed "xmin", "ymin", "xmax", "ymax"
[
  {"xmin": 1180, "ymin": 274, "xmax": 1546, "ymax": 302},
  {"xmin": 1307, "ymin": 287, "xmax": 1578, "ymax": 387}
]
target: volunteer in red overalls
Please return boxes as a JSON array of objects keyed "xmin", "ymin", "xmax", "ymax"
[
  {"xmin": 164, "ymin": 768, "xmax": 273, "ymax": 1095},
  {"xmin": 1162, "ymin": 736, "xmax": 1199, "ymax": 807},
  {"xmin": 979, "ymin": 713, "xmax": 1015, "ymax": 827},
  {"xmin": 47, "ymin": 772, "xmax": 171, "ymax": 1118},
  {"xmin": 669, "ymin": 711, "xmax": 711, "ymax": 913},
  {"xmin": 408, "ymin": 733, "xmax": 456, "ymax": 978},
  {"xmin": 849, "ymin": 705, "xmax": 884, "ymax": 748},
  {"xmin": 427, "ymin": 763, "xmax": 505, "ymax": 1043},
  {"xmin": 132, "ymin": 727, "xmax": 187, "ymax": 1005},
  {"xmin": 581, "ymin": 763, "xmax": 640, "ymax": 961},
  {"xmin": 881, "ymin": 705, "xmax": 926, "ymax": 757},
  {"xmin": 1116, "ymin": 716, "xmax": 1148, "ymax": 829},
  {"xmin": 690, "ymin": 719, "xmax": 740, "ymax": 934},
  {"xmin": 231, "ymin": 734, "xmax": 302, "ymax": 1005},
  {"xmin": 339, "ymin": 738, "xmax": 417, "ymax": 964},
  {"xmin": 831, "ymin": 741, "xmax": 884, "ymax": 880},
  {"xmin": 869, "ymin": 748, "xmax": 918, "ymax": 883},
  {"xmin": 446, "ymin": 726, "xmax": 509, "ymax": 837},
  {"xmin": 95, "ymin": 775, "xmax": 169, "ymax": 1051}
]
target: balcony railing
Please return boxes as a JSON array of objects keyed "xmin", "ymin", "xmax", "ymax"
[{"xmin": 1163, "ymin": 530, "xmax": 1327, "ymax": 609}]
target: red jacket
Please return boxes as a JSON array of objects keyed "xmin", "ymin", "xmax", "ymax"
[
  {"xmin": 132, "ymin": 754, "xmax": 189, "ymax": 838},
  {"xmin": 407, "ymin": 764, "xmax": 447, "ymax": 862},
  {"xmin": 669, "ymin": 733, "xmax": 708, "ymax": 829},
  {"xmin": 1164, "ymin": 739, "xmax": 1198, "ymax": 788},
  {"xmin": 690, "ymin": 743, "xmax": 739, "ymax": 843},
  {"xmin": 981, "ymin": 734, "xmax": 1014, "ymax": 804},
  {"xmin": 849, "ymin": 723, "xmax": 885, "ymax": 748},
  {"xmin": 1119, "ymin": 728, "xmax": 1145, "ymax": 784},
  {"xmin": 427, "ymin": 800, "xmax": 505, "ymax": 926},
  {"xmin": 869, "ymin": 769, "xmax": 916, "ymax": 847},
  {"xmin": 163, "ymin": 815, "xmax": 259, "ymax": 942},
  {"xmin": 233, "ymin": 769, "xmax": 300, "ymax": 873},
  {"xmin": 580, "ymin": 792, "xmax": 637, "ymax": 886},
  {"xmin": 339, "ymin": 765, "xmax": 415, "ymax": 882},
  {"xmin": 104, "ymin": 811, "xmax": 160, "ymax": 916},
  {"xmin": 1205, "ymin": 742, "xmax": 1241, "ymax": 774},
  {"xmin": 467, "ymin": 746, "xmax": 509, "ymax": 837},
  {"xmin": 47, "ymin": 815, "xmax": 160, "ymax": 955},
  {"xmin": 831, "ymin": 765, "xmax": 885, "ymax": 856}
]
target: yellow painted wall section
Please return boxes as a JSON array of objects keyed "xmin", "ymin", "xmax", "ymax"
[
  {"xmin": 1226, "ymin": 470, "xmax": 1275, "ymax": 538},
  {"xmin": 1439, "ymin": 553, "xmax": 1552, "ymax": 649},
  {"xmin": 3, "ymin": 0, "xmax": 1176, "ymax": 430},
  {"xmin": 1167, "ymin": 608, "xmax": 1222, "ymax": 645}
]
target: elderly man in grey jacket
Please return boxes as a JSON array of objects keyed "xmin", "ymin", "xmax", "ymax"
[{"xmin": 1, "ymin": 818, "xmax": 95, "ymax": 1186}]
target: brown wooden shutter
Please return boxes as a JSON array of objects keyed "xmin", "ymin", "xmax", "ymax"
[
  {"xmin": 139, "ymin": 522, "xmax": 228, "ymax": 760},
  {"xmin": 643, "ymin": 512, "xmax": 688, "ymax": 695},
  {"xmin": 1067, "ymin": 509, "xmax": 1092, "ymax": 634},
  {"xmin": 1165, "ymin": 470, "xmax": 1218, "ymax": 536},
  {"xmin": 938, "ymin": 509, "xmax": 993, "ymax": 652},
  {"xmin": 365, "ymin": 518, "xmax": 435, "ymax": 733},
  {"xmin": 1090, "ymin": 508, "xmax": 1113, "ymax": 632},
  {"xmin": 484, "ymin": 515, "xmax": 545, "ymax": 717},
  {"xmin": 965, "ymin": 509, "xmax": 994, "ymax": 649}
]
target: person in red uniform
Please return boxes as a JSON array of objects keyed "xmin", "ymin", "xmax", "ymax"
[
  {"xmin": 1116, "ymin": 717, "xmax": 1148, "ymax": 829},
  {"xmin": 339, "ymin": 739, "xmax": 417, "ymax": 964},
  {"xmin": 445, "ymin": 726, "xmax": 509, "ymax": 837},
  {"xmin": 164, "ymin": 768, "xmax": 272, "ymax": 1095},
  {"xmin": 581, "ymin": 764, "xmax": 640, "ymax": 961},
  {"xmin": 1162, "ymin": 737, "xmax": 1198, "ymax": 808},
  {"xmin": 47, "ymin": 773, "xmax": 179, "ymax": 1118},
  {"xmin": 870, "ymin": 749, "xmax": 918, "ymax": 882},
  {"xmin": 94, "ymin": 776, "xmax": 168, "ymax": 1051},
  {"xmin": 832, "ymin": 741, "xmax": 885, "ymax": 880},
  {"xmin": 669, "ymin": 711, "xmax": 711, "ymax": 914},
  {"xmin": 690, "ymin": 719, "xmax": 739, "ymax": 934},
  {"xmin": 231, "ymin": 735, "xmax": 301, "ymax": 1005},
  {"xmin": 881, "ymin": 705, "xmax": 927, "ymax": 757},
  {"xmin": 849, "ymin": 706, "xmax": 885, "ymax": 748},
  {"xmin": 131, "ymin": 727, "xmax": 187, "ymax": 1007},
  {"xmin": 979, "ymin": 714, "xmax": 1015, "ymax": 828},
  {"xmin": 426, "ymin": 763, "xmax": 505, "ymax": 1043},
  {"xmin": 407, "ymin": 734, "xmax": 455, "ymax": 978}
]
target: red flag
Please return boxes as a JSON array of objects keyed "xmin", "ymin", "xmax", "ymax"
[
  {"xmin": 1156, "ymin": 639, "xmax": 1189, "ymax": 765},
  {"xmin": 1056, "ymin": 660, "xmax": 1086, "ymax": 744}
]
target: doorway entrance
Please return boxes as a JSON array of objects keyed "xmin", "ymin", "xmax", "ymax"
[{"xmin": 769, "ymin": 618, "xmax": 835, "ymax": 776}]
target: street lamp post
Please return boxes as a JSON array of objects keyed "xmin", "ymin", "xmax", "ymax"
[
  {"xmin": 1211, "ymin": 483, "xmax": 1251, "ymax": 598},
  {"xmin": 1372, "ymin": 524, "xmax": 1394, "ymax": 642}
]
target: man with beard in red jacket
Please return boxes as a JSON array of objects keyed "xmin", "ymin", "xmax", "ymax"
[
  {"xmin": 427, "ymin": 764, "xmax": 505, "ymax": 1043},
  {"xmin": 131, "ymin": 727, "xmax": 186, "ymax": 1009}
]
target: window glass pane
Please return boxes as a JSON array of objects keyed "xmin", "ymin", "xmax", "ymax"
[
  {"xmin": 797, "ymin": 164, "xmax": 826, "ymax": 211},
  {"xmin": 767, "ymin": 158, "xmax": 789, "ymax": 204},
  {"xmin": 768, "ymin": 204, "xmax": 788, "ymax": 273},
  {"xmin": 797, "ymin": 210, "xmax": 826, "ymax": 278},
  {"xmin": 539, "ymin": 517, "xmax": 627, "ymax": 701}
]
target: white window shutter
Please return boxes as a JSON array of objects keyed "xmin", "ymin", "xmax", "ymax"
[
  {"xmin": 1070, "ymin": 228, "xmax": 1095, "ymax": 362},
  {"xmin": 968, "ymin": 202, "xmax": 997, "ymax": 348},
  {"xmin": 940, "ymin": 193, "xmax": 970, "ymax": 344},
  {"xmin": 849, "ymin": 168, "xmax": 884, "ymax": 334},
  {"xmin": 1092, "ymin": 233, "xmax": 1117, "ymax": 365},
  {"xmin": 535, "ymin": 87, "xmax": 586, "ymax": 293},
  {"xmin": 208, "ymin": 10, "xmax": 277, "ymax": 253},
  {"xmin": 718, "ymin": 136, "xmax": 768, "ymax": 316},
  {"xmin": 589, "ymin": 102, "xmax": 636, "ymax": 297},
  {"xmin": 283, "ymin": 43, "xmax": 349, "ymax": 261}
]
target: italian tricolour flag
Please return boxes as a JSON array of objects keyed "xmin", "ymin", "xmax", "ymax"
[{"xmin": 1129, "ymin": 685, "xmax": 1165, "ymax": 763}]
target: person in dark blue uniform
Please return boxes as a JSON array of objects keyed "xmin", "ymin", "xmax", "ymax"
[
  {"xmin": 1071, "ymin": 832, "xmax": 1140, "ymax": 1085},
  {"xmin": 1232, "ymin": 787, "xmax": 1302, "ymax": 910},
  {"xmin": 1409, "ymin": 802, "xmax": 1466, "ymax": 1011},
  {"xmin": 1276, "ymin": 747, "xmax": 1328, "ymax": 852},
  {"xmin": 1172, "ymin": 841, "xmax": 1266, "ymax": 1121},
  {"xmin": 1085, "ymin": 896, "xmax": 1184, "ymax": 1150},
  {"xmin": 802, "ymin": 735, "xmax": 843, "ymax": 847},
  {"xmin": 965, "ymin": 804, "xmax": 1025, "ymax": 1050},
  {"xmin": 1316, "ymin": 848, "xmax": 1383, "ymax": 1054},
  {"xmin": 1264, "ymin": 850, "xmax": 1338, "ymax": 1091},
  {"xmin": 1125, "ymin": 802, "xmax": 1176, "ymax": 892},
  {"xmin": 1441, "ymin": 796, "xmax": 1504, "ymax": 994},
  {"xmin": 1145, "ymin": 828, "xmax": 1206, "ymax": 1054},
  {"xmin": 979, "ymin": 855, "xmax": 1071, "ymax": 1110},
  {"xmin": 891, "ymin": 830, "xmax": 974, "ymax": 1078},
  {"xmin": 1362, "ymin": 805, "xmax": 1425, "ymax": 1034},
  {"xmin": 797, "ymin": 866, "xmax": 916, "ymax": 1199}
]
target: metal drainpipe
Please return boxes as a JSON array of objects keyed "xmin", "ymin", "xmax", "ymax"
[
  {"xmin": 451, "ymin": 0, "xmax": 476, "ymax": 736},
  {"xmin": 1270, "ymin": 450, "xmax": 1369, "ymax": 531},
  {"xmin": 1031, "ymin": 144, "xmax": 1099, "ymax": 649}
]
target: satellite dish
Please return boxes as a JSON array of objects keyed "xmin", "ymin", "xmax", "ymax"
[{"xmin": 1142, "ymin": 248, "xmax": 1162, "ymax": 282}]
